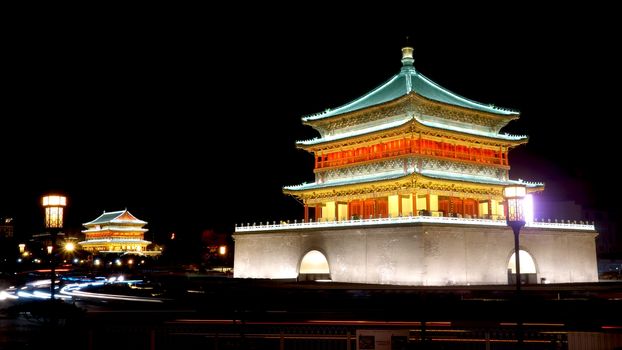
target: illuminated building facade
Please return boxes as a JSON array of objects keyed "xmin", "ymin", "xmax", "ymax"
[
  {"xmin": 234, "ymin": 47, "xmax": 598, "ymax": 285},
  {"xmin": 0, "ymin": 217, "xmax": 14, "ymax": 239},
  {"xmin": 79, "ymin": 209, "xmax": 152, "ymax": 253}
]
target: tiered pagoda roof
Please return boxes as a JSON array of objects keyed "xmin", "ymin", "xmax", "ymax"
[
  {"xmin": 285, "ymin": 47, "xmax": 540, "ymax": 195},
  {"xmin": 83, "ymin": 209, "xmax": 147, "ymax": 228},
  {"xmin": 302, "ymin": 54, "xmax": 517, "ymax": 122}
]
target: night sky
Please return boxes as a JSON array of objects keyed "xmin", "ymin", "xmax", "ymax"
[{"xmin": 2, "ymin": 8, "xmax": 620, "ymax": 248}]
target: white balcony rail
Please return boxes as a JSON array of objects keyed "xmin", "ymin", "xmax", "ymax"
[{"xmin": 235, "ymin": 215, "xmax": 595, "ymax": 232}]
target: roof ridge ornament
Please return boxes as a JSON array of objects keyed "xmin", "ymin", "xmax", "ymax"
[{"xmin": 401, "ymin": 46, "xmax": 414, "ymax": 67}]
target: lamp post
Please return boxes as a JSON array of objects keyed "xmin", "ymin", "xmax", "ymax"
[
  {"xmin": 42, "ymin": 194, "xmax": 66, "ymax": 301},
  {"xmin": 503, "ymin": 185, "xmax": 526, "ymax": 292},
  {"xmin": 503, "ymin": 185, "xmax": 526, "ymax": 347}
]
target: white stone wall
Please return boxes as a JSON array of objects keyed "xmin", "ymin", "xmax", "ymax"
[{"xmin": 233, "ymin": 224, "xmax": 598, "ymax": 285}]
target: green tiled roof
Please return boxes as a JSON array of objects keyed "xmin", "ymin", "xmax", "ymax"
[
  {"xmin": 85, "ymin": 211, "xmax": 126, "ymax": 224},
  {"xmin": 284, "ymin": 168, "xmax": 542, "ymax": 192},
  {"xmin": 83, "ymin": 210, "xmax": 147, "ymax": 226},
  {"xmin": 284, "ymin": 171, "xmax": 407, "ymax": 191},
  {"xmin": 303, "ymin": 52, "xmax": 518, "ymax": 122}
]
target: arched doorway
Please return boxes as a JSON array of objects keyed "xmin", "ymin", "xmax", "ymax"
[
  {"xmin": 298, "ymin": 250, "xmax": 331, "ymax": 281},
  {"xmin": 507, "ymin": 250, "xmax": 538, "ymax": 285}
]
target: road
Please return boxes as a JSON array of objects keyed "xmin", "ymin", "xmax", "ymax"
[{"xmin": 1, "ymin": 276, "xmax": 621, "ymax": 349}]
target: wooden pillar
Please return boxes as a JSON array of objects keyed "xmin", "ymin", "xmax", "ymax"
[
  {"xmin": 304, "ymin": 204, "xmax": 309, "ymax": 223},
  {"xmin": 314, "ymin": 153, "xmax": 318, "ymax": 169},
  {"xmin": 398, "ymin": 194, "xmax": 403, "ymax": 217},
  {"xmin": 461, "ymin": 198, "xmax": 466, "ymax": 216},
  {"xmin": 426, "ymin": 194, "xmax": 431, "ymax": 211},
  {"xmin": 315, "ymin": 204, "xmax": 321, "ymax": 221},
  {"xmin": 346, "ymin": 201, "xmax": 352, "ymax": 220},
  {"xmin": 360, "ymin": 200, "xmax": 364, "ymax": 218},
  {"xmin": 449, "ymin": 197, "xmax": 453, "ymax": 215},
  {"xmin": 487, "ymin": 200, "xmax": 492, "ymax": 218},
  {"xmin": 373, "ymin": 199, "xmax": 377, "ymax": 218}
]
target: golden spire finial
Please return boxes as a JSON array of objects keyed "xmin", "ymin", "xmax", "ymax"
[
  {"xmin": 401, "ymin": 36, "xmax": 414, "ymax": 66},
  {"xmin": 401, "ymin": 46, "xmax": 414, "ymax": 66}
]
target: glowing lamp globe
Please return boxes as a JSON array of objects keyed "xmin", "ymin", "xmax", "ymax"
[
  {"xmin": 503, "ymin": 185, "xmax": 526, "ymax": 224},
  {"xmin": 42, "ymin": 195, "xmax": 67, "ymax": 229}
]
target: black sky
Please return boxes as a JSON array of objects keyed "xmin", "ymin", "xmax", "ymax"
[{"xmin": 2, "ymin": 8, "xmax": 621, "ymax": 244}]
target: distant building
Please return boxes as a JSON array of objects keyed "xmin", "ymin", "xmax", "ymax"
[
  {"xmin": 0, "ymin": 217, "xmax": 14, "ymax": 238},
  {"xmin": 234, "ymin": 47, "xmax": 598, "ymax": 286},
  {"xmin": 201, "ymin": 229, "xmax": 231, "ymax": 268},
  {"xmin": 79, "ymin": 209, "xmax": 159, "ymax": 255}
]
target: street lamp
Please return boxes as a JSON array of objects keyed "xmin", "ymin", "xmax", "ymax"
[
  {"xmin": 42, "ymin": 194, "xmax": 66, "ymax": 301},
  {"xmin": 503, "ymin": 185, "xmax": 526, "ymax": 348},
  {"xmin": 503, "ymin": 185, "xmax": 526, "ymax": 292},
  {"xmin": 64, "ymin": 242, "xmax": 75, "ymax": 252}
]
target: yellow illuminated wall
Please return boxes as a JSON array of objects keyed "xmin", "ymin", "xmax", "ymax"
[
  {"xmin": 388, "ymin": 195, "xmax": 399, "ymax": 217},
  {"xmin": 416, "ymin": 195, "xmax": 427, "ymax": 211},
  {"xmin": 401, "ymin": 195, "xmax": 413, "ymax": 216},
  {"xmin": 429, "ymin": 194, "xmax": 439, "ymax": 211},
  {"xmin": 323, "ymin": 202, "xmax": 335, "ymax": 221},
  {"xmin": 479, "ymin": 201, "xmax": 489, "ymax": 216},
  {"xmin": 338, "ymin": 203, "xmax": 348, "ymax": 220}
]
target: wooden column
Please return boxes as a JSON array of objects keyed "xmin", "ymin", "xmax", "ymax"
[
  {"xmin": 373, "ymin": 199, "xmax": 377, "ymax": 218},
  {"xmin": 360, "ymin": 200, "xmax": 364, "ymax": 218},
  {"xmin": 398, "ymin": 194, "xmax": 402, "ymax": 217},
  {"xmin": 426, "ymin": 194, "xmax": 431, "ymax": 211},
  {"xmin": 315, "ymin": 204, "xmax": 321, "ymax": 221},
  {"xmin": 304, "ymin": 204, "xmax": 309, "ymax": 223},
  {"xmin": 347, "ymin": 202, "xmax": 351, "ymax": 219},
  {"xmin": 487, "ymin": 200, "xmax": 492, "ymax": 218}
]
